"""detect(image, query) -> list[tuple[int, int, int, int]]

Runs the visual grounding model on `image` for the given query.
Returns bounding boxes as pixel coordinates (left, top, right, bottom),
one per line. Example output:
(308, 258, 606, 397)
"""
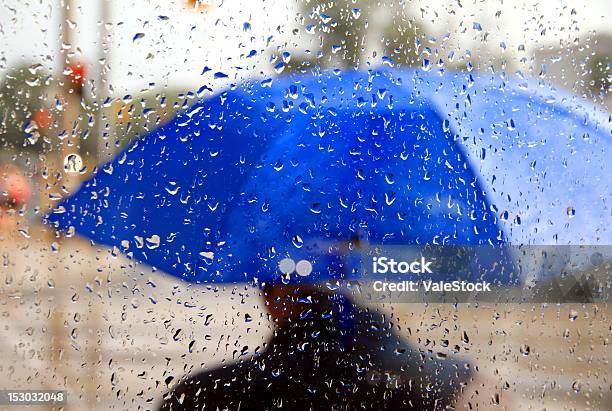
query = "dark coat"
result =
(158, 304, 470, 410)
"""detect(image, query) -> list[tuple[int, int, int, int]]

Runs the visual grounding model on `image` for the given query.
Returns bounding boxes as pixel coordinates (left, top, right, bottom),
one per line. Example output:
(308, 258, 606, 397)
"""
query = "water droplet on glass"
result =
(519, 344, 530, 356)
(290, 234, 304, 249)
(421, 59, 431, 72)
(309, 203, 322, 214)
(146, 235, 160, 249)
(569, 310, 578, 321)
(319, 13, 332, 24)
(274, 61, 285, 74)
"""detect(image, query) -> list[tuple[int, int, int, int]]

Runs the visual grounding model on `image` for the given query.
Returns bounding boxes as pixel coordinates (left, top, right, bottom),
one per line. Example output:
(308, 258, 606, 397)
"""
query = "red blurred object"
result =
(68, 61, 87, 89)
(0, 164, 32, 207)
(32, 108, 53, 129)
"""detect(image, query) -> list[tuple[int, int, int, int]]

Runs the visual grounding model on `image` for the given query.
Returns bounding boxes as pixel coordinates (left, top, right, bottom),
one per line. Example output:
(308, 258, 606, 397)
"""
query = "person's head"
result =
(262, 283, 337, 326)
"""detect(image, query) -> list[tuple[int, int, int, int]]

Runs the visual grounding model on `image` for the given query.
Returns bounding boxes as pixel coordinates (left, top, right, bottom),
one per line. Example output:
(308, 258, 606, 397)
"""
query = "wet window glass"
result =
(0, 0, 609, 409)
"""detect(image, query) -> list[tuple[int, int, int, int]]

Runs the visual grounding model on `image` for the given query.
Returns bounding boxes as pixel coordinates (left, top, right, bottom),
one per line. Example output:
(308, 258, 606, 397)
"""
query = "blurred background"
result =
(0, 0, 610, 409)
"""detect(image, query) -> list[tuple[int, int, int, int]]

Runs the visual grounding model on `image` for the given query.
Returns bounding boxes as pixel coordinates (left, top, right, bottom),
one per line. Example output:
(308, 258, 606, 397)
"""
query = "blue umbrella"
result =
(46, 69, 611, 284)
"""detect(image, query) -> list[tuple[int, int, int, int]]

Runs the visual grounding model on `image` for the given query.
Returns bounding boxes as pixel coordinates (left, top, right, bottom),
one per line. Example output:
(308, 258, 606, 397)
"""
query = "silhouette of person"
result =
(158, 283, 471, 410)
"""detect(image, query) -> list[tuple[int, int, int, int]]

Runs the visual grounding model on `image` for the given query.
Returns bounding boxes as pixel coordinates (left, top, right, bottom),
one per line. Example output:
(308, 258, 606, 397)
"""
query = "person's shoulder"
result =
(157, 361, 256, 411)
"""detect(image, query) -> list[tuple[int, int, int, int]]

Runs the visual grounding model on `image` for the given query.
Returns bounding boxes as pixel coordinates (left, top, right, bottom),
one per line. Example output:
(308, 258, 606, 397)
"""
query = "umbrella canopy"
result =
(46, 69, 611, 284)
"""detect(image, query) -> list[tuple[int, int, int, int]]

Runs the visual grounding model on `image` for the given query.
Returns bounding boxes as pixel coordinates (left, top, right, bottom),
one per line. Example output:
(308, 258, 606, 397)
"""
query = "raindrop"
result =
(421, 59, 431, 72)
(325, 281, 340, 291)
(199, 251, 214, 262)
(320, 13, 332, 24)
(292, 235, 304, 248)
(519, 344, 530, 356)
(442, 119, 450, 133)
(492, 393, 500, 405)
(274, 62, 285, 74)
(165, 182, 180, 195)
(288, 85, 298, 98)
(309, 203, 322, 214)
(146, 235, 160, 249)
(165, 376, 174, 387)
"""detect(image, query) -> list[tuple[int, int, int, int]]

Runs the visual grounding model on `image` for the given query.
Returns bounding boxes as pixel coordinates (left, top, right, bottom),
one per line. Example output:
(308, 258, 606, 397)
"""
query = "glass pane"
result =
(0, 0, 609, 409)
